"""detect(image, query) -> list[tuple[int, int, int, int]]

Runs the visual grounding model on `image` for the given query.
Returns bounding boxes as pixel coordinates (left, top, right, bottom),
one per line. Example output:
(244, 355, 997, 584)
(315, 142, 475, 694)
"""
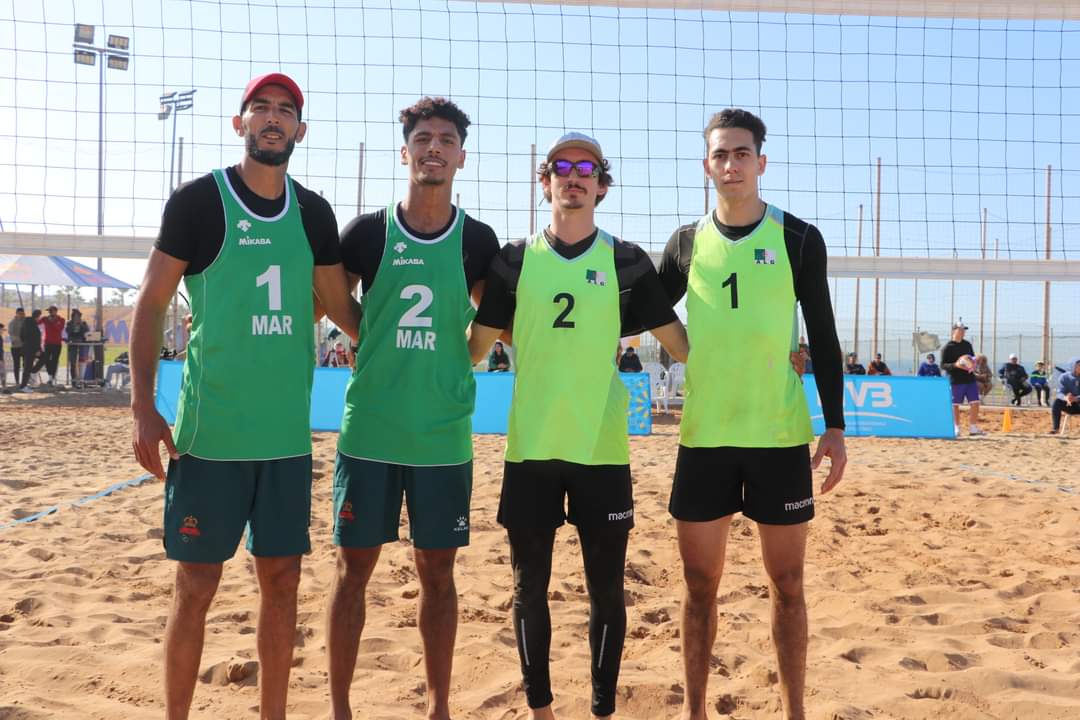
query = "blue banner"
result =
(804, 374, 954, 438)
(155, 361, 652, 435)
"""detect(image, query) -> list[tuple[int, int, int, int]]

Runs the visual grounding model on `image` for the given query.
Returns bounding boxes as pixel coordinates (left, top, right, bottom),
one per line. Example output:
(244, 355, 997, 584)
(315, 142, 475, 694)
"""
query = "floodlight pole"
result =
(74, 24, 130, 334)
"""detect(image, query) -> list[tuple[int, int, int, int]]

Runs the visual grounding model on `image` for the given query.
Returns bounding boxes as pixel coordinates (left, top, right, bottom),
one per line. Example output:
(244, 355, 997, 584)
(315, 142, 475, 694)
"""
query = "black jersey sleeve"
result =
(338, 209, 387, 293)
(473, 240, 525, 329)
(658, 224, 694, 304)
(615, 239, 679, 336)
(154, 174, 221, 269)
(294, 184, 341, 266)
(463, 216, 501, 292)
(788, 218, 845, 431)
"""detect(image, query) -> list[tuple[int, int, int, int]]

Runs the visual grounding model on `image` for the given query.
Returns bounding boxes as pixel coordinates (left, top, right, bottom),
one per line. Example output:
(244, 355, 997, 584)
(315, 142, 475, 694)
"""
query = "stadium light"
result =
(74, 24, 94, 44)
(73, 23, 133, 336)
(158, 89, 197, 192)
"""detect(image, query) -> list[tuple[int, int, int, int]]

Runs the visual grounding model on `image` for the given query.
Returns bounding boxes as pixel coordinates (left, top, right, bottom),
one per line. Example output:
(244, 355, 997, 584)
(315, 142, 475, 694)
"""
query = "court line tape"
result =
(0, 473, 155, 531)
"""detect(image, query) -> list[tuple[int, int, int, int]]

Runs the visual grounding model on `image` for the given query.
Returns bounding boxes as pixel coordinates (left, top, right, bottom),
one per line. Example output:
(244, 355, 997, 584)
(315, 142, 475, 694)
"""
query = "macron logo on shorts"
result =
(607, 508, 633, 521)
(784, 498, 814, 512)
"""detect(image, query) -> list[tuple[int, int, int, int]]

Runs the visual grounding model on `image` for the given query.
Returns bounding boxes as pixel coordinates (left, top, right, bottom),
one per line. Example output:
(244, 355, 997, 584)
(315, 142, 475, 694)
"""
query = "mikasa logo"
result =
(239, 237, 272, 246)
(392, 257, 424, 266)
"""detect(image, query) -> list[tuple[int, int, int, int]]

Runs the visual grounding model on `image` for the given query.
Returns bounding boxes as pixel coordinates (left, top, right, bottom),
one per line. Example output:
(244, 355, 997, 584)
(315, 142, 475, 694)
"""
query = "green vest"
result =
(338, 205, 475, 466)
(173, 169, 315, 460)
(681, 205, 813, 448)
(506, 230, 629, 466)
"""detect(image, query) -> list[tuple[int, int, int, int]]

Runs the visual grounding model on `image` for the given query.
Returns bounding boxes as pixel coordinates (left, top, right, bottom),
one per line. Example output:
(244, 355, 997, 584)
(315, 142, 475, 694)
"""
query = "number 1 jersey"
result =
(173, 168, 315, 460)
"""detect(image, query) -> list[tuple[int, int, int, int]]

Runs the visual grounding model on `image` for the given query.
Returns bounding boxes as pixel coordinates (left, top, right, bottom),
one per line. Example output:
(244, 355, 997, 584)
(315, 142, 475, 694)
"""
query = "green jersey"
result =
(173, 169, 315, 460)
(681, 205, 813, 448)
(506, 230, 629, 466)
(338, 204, 475, 466)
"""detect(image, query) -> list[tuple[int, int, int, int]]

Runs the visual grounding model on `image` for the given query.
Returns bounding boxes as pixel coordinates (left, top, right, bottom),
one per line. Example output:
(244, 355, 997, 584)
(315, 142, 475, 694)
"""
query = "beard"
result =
(246, 130, 296, 167)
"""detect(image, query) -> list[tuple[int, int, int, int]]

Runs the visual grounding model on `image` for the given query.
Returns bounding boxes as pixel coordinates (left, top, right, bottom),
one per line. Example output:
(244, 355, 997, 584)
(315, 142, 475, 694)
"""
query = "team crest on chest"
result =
(754, 249, 776, 265)
(585, 269, 607, 286)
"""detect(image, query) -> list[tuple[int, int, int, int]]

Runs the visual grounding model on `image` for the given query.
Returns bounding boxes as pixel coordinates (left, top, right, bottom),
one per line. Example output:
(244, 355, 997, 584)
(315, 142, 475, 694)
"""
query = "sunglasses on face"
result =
(550, 159, 600, 178)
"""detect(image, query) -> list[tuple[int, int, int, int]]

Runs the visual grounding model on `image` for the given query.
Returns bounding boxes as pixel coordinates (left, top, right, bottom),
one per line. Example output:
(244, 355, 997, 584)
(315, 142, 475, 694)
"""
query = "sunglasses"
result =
(550, 159, 600, 178)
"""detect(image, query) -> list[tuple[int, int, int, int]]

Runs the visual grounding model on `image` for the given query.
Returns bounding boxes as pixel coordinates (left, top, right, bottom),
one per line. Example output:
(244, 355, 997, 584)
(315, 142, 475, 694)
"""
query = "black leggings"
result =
(508, 524, 629, 717)
(1034, 384, 1050, 405)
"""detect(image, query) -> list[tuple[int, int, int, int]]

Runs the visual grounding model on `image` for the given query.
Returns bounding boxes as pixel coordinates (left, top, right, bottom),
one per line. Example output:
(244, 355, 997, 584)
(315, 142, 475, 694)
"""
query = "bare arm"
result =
(313, 263, 362, 342)
(648, 320, 689, 364)
(130, 249, 187, 479)
(468, 323, 504, 365)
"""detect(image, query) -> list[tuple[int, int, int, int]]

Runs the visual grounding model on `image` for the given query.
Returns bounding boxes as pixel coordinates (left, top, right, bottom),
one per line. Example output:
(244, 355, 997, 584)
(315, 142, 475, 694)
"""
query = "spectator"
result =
(1030, 360, 1050, 407)
(17, 309, 43, 392)
(799, 342, 813, 374)
(1049, 357, 1080, 434)
(973, 354, 993, 399)
(845, 352, 866, 375)
(940, 321, 984, 436)
(868, 352, 892, 375)
(104, 351, 130, 389)
(917, 353, 942, 377)
(618, 345, 643, 373)
(999, 353, 1032, 407)
(488, 340, 511, 372)
(65, 308, 90, 388)
(8, 307, 25, 384)
(323, 341, 349, 367)
(31, 305, 65, 385)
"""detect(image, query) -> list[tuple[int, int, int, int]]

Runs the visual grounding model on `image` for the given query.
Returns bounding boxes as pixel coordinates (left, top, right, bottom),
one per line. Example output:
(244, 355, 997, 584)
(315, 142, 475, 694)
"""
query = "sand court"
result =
(1, 393, 1078, 719)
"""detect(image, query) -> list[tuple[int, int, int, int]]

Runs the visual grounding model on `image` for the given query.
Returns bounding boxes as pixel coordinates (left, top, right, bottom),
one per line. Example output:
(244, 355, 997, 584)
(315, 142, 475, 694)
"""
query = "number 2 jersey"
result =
(658, 205, 845, 448)
(474, 229, 677, 465)
(159, 168, 334, 460)
(337, 204, 499, 466)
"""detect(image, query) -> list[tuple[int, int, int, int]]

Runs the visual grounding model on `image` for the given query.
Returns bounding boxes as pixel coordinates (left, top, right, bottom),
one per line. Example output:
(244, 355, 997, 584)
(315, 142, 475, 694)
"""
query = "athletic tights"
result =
(508, 524, 629, 717)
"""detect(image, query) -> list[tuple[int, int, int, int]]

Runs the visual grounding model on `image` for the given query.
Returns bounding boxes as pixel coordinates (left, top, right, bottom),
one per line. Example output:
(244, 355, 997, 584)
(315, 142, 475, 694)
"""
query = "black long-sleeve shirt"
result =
(658, 209, 845, 431)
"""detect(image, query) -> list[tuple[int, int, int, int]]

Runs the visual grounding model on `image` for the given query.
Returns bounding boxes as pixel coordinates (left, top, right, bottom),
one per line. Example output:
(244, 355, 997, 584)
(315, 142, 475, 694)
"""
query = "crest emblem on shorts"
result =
(454, 516, 468, 532)
(237, 219, 252, 232)
(585, 269, 607, 286)
(179, 515, 201, 540)
(754, 248, 776, 265)
(393, 241, 407, 254)
(338, 501, 355, 522)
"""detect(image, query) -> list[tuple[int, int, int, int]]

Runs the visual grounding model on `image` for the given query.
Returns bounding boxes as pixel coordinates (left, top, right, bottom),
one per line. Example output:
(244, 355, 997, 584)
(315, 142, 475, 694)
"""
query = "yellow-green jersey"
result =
(657, 205, 846, 447)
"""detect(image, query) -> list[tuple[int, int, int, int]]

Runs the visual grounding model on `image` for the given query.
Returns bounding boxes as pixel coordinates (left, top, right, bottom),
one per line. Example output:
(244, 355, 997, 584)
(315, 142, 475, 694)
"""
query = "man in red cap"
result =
(130, 72, 359, 720)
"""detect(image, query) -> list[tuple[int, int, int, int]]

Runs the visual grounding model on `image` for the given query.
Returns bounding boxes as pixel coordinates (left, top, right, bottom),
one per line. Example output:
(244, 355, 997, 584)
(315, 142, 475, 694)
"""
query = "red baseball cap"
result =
(240, 73, 304, 115)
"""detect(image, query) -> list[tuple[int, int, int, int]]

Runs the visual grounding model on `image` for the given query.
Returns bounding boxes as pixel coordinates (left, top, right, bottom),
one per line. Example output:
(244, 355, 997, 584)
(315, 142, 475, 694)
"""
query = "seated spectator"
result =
(973, 354, 993, 398)
(488, 341, 511, 372)
(1049, 357, 1080, 434)
(917, 353, 942, 376)
(799, 342, 813, 374)
(845, 352, 866, 375)
(618, 345, 643, 373)
(1030, 360, 1050, 407)
(868, 352, 892, 375)
(324, 341, 349, 368)
(105, 351, 130, 390)
(999, 353, 1032, 406)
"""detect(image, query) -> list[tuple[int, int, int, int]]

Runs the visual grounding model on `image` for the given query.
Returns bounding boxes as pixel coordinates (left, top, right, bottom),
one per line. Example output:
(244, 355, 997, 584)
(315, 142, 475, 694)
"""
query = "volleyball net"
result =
(1, 0, 1078, 371)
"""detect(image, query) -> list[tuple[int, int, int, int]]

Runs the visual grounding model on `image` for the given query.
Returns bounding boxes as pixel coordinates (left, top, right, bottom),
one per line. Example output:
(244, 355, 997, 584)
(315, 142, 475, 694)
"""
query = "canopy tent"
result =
(0, 255, 136, 289)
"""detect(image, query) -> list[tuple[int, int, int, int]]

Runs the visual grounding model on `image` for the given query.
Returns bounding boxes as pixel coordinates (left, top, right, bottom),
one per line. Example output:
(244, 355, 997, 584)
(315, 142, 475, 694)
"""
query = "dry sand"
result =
(1, 392, 1078, 719)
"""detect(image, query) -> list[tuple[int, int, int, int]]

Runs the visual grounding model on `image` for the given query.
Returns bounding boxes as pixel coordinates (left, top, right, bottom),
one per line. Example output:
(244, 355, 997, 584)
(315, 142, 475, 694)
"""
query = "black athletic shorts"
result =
(669, 444, 814, 525)
(498, 460, 634, 531)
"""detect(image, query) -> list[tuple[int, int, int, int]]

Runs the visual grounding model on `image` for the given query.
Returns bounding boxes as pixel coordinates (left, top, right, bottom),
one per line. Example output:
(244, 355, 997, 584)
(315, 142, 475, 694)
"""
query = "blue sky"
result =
(1, 0, 1077, 364)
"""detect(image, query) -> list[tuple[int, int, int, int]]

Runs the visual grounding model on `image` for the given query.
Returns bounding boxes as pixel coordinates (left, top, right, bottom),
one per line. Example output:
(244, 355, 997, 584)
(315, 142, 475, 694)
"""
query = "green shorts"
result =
(163, 454, 313, 563)
(333, 453, 472, 549)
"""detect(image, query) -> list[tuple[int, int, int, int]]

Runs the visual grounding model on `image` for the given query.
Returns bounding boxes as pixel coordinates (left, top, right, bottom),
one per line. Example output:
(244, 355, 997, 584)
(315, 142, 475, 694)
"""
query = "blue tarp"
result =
(155, 361, 654, 435)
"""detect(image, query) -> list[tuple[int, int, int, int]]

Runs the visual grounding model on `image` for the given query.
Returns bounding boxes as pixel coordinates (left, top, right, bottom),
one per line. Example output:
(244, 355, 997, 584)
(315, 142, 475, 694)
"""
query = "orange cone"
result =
(1001, 408, 1013, 432)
